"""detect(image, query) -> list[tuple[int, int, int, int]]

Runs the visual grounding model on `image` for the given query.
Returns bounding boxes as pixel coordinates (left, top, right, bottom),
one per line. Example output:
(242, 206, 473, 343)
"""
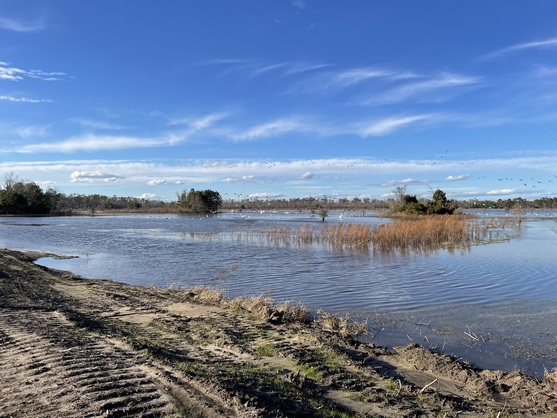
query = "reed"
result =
(231, 215, 512, 253)
(371, 215, 473, 253)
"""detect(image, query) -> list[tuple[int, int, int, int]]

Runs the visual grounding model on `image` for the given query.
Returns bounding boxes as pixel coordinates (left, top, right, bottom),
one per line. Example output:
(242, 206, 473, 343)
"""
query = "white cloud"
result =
(233, 118, 304, 141)
(168, 112, 229, 129)
(247, 192, 283, 200)
(0, 62, 68, 82)
(16, 125, 50, 139)
(222, 175, 255, 183)
(250, 63, 289, 77)
(283, 63, 330, 77)
(483, 37, 557, 59)
(366, 73, 481, 105)
(486, 189, 517, 195)
(70, 118, 128, 130)
(147, 179, 168, 186)
(292, 0, 306, 9)
(297, 172, 313, 180)
(0, 16, 47, 32)
(16, 134, 164, 153)
(329, 68, 399, 88)
(445, 174, 470, 181)
(289, 67, 400, 94)
(138, 193, 165, 200)
(70, 171, 123, 183)
(359, 114, 433, 137)
(0, 95, 53, 103)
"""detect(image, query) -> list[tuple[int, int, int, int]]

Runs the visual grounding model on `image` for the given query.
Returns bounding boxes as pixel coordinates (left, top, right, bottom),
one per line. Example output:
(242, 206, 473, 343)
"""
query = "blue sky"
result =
(1, 1, 557, 202)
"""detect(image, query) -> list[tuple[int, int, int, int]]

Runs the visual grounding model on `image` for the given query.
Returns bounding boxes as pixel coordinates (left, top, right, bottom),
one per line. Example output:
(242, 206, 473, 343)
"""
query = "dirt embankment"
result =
(0, 248, 556, 417)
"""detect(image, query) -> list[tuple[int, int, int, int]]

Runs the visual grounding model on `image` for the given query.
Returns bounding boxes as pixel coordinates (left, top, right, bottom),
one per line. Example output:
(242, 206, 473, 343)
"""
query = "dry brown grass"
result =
(371, 215, 473, 253)
(233, 215, 509, 253)
(172, 286, 313, 324)
(316, 309, 369, 338)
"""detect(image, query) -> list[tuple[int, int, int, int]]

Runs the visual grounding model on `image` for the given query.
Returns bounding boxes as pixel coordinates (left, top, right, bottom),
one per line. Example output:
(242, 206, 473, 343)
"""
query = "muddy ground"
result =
(0, 248, 556, 417)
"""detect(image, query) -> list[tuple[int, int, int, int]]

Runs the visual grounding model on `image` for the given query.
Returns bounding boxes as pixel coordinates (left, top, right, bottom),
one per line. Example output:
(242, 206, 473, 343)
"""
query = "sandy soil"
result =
(1, 248, 556, 417)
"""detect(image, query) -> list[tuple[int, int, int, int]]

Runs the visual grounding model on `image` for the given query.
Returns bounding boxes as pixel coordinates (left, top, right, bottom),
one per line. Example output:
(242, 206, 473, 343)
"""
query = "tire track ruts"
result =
(0, 309, 175, 417)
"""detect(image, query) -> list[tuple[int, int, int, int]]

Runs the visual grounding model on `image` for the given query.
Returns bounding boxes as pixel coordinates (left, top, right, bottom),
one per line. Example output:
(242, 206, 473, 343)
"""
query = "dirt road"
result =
(0, 249, 556, 417)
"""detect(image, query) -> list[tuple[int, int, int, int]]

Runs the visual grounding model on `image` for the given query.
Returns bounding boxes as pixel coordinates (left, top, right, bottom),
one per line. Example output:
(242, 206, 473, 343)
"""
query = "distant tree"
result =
(177, 188, 222, 213)
(0, 178, 59, 215)
(427, 189, 456, 215)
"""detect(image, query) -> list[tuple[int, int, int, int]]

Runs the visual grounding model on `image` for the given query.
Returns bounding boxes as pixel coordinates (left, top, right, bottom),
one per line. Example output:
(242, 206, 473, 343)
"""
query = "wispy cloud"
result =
(358, 114, 434, 137)
(291, 0, 306, 10)
(282, 62, 330, 77)
(16, 124, 50, 139)
(16, 134, 164, 153)
(0, 95, 53, 103)
(0, 62, 68, 82)
(70, 118, 129, 130)
(328, 68, 400, 88)
(233, 117, 305, 141)
(0, 16, 47, 32)
(167, 112, 229, 129)
(9, 112, 228, 153)
(482, 37, 557, 59)
(364, 73, 481, 105)
(289, 66, 403, 94)
(250, 63, 289, 77)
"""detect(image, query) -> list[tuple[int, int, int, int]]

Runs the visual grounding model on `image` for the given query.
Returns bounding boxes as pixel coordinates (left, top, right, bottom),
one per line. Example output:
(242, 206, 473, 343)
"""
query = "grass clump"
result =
(316, 309, 368, 338)
(173, 285, 313, 324)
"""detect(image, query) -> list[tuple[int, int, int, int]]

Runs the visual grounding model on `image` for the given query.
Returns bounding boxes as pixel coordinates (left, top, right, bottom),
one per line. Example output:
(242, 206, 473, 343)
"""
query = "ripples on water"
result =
(1, 210, 556, 376)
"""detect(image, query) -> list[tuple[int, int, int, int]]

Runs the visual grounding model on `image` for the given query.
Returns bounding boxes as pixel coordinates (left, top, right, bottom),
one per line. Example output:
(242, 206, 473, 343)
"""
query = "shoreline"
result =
(1, 248, 556, 416)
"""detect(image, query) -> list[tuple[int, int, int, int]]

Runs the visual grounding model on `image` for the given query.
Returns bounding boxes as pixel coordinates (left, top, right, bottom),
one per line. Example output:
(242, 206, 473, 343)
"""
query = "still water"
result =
(1, 210, 556, 376)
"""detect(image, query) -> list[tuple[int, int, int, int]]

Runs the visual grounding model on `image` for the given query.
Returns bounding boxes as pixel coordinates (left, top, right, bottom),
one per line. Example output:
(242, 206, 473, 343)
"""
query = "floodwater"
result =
(1, 210, 556, 377)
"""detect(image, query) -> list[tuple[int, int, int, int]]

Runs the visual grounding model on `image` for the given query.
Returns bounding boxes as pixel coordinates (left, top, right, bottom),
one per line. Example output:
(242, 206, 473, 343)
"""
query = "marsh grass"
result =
(316, 309, 369, 339)
(232, 215, 516, 253)
(175, 286, 313, 324)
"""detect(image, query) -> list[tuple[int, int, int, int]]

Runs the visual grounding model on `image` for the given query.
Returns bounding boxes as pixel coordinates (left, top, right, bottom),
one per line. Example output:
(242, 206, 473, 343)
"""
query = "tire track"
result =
(0, 309, 174, 417)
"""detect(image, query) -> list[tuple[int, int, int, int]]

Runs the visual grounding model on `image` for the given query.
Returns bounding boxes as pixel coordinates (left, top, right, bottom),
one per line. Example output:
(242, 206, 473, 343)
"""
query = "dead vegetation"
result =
(228, 215, 517, 254)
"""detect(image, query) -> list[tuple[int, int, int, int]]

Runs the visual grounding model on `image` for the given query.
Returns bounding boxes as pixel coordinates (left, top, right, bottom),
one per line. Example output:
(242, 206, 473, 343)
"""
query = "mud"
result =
(0, 248, 556, 417)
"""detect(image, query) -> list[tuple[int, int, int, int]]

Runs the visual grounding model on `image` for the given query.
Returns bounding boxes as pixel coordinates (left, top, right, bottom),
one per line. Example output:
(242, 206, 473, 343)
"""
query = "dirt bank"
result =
(0, 248, 556, 417)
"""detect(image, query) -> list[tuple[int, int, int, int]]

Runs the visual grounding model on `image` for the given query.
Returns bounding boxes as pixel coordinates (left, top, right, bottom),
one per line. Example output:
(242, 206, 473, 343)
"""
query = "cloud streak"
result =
(0, 95, 53, 103)
(364, 73, 482, 105)
(0, 62, 69, 82)
(0, 16, 47, 32)
(233, 117, 306, 141)
(358, 114, 435, 137)
(483, 37, 557, 59)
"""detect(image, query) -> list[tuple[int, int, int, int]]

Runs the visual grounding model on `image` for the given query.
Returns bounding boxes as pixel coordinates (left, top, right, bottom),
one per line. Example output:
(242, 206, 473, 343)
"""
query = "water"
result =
(1, 210, 556, 376)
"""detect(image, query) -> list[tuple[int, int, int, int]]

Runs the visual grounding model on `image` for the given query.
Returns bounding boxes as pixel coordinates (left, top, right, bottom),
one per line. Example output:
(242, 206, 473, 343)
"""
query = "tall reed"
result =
(232, 215, 512, 253)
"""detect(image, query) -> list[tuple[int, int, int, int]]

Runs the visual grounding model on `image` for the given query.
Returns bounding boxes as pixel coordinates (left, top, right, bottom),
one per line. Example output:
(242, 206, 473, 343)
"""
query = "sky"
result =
(1, 1, 557, 202)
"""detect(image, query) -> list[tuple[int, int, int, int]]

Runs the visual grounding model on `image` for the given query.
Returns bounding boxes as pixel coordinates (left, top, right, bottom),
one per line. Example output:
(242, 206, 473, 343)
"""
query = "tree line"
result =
(1, 174, 556, 216)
